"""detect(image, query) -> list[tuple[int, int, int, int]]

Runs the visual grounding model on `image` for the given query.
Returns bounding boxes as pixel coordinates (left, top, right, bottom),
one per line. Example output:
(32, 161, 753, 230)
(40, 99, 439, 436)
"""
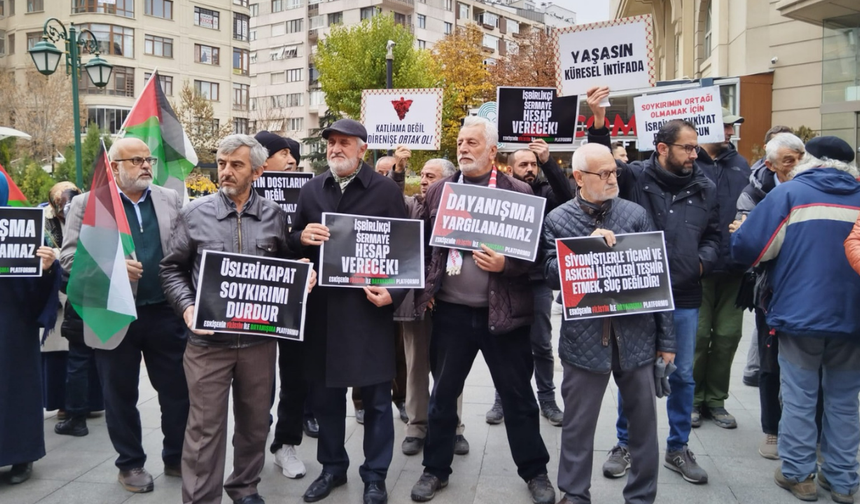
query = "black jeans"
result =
(423, 300, 549, 482)
(94, 302, 189, 469)
(271, 338, 313, 451)
(65, 339, 103, 417)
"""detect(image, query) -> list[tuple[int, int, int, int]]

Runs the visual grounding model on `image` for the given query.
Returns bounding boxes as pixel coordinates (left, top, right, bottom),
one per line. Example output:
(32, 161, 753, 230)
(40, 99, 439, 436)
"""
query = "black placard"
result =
(319, 212, 425, 288)
(556, 231, 674, 320)
(0, 207, 45, 277)
(252, 172, 314, 226)
(496, 87, 579, 144)
(429, 183, 546, 262)
(192, 250, 312, 340)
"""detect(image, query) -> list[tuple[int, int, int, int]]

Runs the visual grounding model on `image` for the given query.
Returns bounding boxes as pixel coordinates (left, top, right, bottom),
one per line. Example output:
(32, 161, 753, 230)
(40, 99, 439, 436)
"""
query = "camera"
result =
(770, 56, 779, 64)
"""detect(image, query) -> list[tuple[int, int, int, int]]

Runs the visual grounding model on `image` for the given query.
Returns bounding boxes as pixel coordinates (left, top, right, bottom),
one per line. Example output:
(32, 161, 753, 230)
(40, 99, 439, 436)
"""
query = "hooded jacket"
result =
(737, 158, 778, 213)
(731, 168, 860, 339)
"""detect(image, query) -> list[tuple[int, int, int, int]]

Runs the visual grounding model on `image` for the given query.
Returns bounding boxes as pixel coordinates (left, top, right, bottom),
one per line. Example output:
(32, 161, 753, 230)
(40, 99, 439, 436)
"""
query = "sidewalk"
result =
(0, 310, 829, 503)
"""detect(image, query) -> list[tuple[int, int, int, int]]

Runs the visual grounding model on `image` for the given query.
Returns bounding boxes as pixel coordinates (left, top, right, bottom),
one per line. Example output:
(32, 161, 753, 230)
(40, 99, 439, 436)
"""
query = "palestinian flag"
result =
(67, 141, 137, 349)
(0, 163, 30, 207)
(120, 69, 198, 198)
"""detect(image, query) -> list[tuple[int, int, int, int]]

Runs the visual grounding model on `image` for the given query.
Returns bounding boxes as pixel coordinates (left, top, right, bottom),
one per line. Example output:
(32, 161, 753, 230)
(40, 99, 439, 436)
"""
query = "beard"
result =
(665, 149, 693, 175)
(581, 184, 619, 203)
(329, 156, 359, 176)
(458, 149, 491, 175)
(118, 169, 152, 193)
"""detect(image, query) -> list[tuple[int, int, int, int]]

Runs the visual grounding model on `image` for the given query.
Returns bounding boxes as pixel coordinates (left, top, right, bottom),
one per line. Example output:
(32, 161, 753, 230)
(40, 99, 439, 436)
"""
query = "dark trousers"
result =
(530, 281, 556, 402)
(423, 301, 549, 482)
(353, 326, 407, 409)
(65, 339, 104, 417)
(271, 339, 313, 450)
(94, 302, 188, 470)
(312, 380, 394, 482)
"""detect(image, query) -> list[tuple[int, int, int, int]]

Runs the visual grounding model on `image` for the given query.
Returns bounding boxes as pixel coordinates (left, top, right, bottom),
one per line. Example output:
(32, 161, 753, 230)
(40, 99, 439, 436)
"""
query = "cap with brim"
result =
(806, 136, 855, 164)
(722, 107, 744, 125)
(322, 118, 367, 142)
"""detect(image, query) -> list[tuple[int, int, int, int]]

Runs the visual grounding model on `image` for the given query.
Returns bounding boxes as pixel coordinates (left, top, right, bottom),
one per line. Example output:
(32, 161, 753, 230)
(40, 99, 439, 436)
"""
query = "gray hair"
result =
(425, 158, 456, 177)
(461, 116, 499, 147)
(765, 133, 805, 164)
(789, 152, 859, 179)
(376, 156, 395, 169)
(217, 134, 268, 171)
(571, 143, 612, 173)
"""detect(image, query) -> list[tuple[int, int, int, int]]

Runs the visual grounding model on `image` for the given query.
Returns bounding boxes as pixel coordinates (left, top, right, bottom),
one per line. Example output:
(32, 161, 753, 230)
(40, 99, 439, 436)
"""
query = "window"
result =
(0, 1, 5, 16)
(233, 118, 249, 134)
(194, 80, 220, 101)
(328, 12, 342, 26)
(234, 14, 250, 41)
(249, 3, 258, 16)
(458, 3, 468, 20)
(308, 64, 318, 84)
(480, 12, 498, 27)
(483, 57, 496, 66)
(272, 23, 286, 36)
(7, 0, 11, 15)
(250, 30, 256, 40)
(234, 0, 248, 6)
(250, 51, 257, 63)
(287, 0, 301, 9)
(233, 83, 249, 110)
(145, 35, 173, 58)
(286, 68, 302, 82)
(194, 7, 220, 30)
(288, 117, 303, 131)
(286, 19, 302, 33)
(482, 34, 497, 50)
(444, 22, 452, 35)
(80, 65, 135, 97)
(271, 95, 285, 108)
(417, 14, 425, 29)
(195, 44, 220, 65)
(26, 0, 41, 12)
(507, 20, 519, 34)
(271, 0, 282, 12)
(250, 98, 257, 111)
(0, 32, 5, 56)
(145, 0, 172, 18)
(310, 90, 324, 106)
(271, 72, 285, 84)
(73, 0, 133, 16)
(703, 2, 712, 59)
(144, 72, 174, 95)
(360, 7, 374, 20)
(417, 39, 426, 49)
(26, 32, 40, 50)
(309, 15, 324, 29)
(87, 107, 131, 134)
(285, 92, 302, 107)
(79, 24, 134, 57)
(233, 48, 249, 75)
(7, 34, 13, 54)
(394, 12, 407, 26)
(271, 44, 300, 59)
(445, 0, 451, 10)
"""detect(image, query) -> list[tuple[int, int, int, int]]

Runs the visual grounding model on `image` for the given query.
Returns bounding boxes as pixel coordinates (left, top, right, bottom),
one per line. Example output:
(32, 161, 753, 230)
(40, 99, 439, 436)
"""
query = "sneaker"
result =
(774, 468, 817, 501)
(356, 409, 365, 425)
(8, 463, 32, 485)
(759, 434, 780, 460)
(485, 396, 504, 425)
(274, 445, 307, 479)
(539, 400, 563, 427)
(118, 467, 154, 493)
(664, 447, 708, 484)
(818, 470, 854, 503)
(54, 416, 88, 437)
(602, 445, 631, 478)
(396, 401, 409, 424)
(707, 406, 738, 429)
(411, 473, 447, 502)
(453, 435, 470, 455)
(526, 474, 556, 504)
(691, 406, 702, 428)
(402, 437, 425, 456)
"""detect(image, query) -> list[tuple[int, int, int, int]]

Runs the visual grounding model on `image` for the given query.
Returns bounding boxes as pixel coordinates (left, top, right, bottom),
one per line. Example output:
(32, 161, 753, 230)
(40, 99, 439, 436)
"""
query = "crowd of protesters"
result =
(1, 82, 859, 504)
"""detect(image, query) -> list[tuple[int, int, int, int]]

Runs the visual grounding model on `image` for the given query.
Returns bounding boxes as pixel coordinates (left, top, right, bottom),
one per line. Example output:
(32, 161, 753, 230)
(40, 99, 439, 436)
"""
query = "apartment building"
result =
(0, 0, 252, 136)
(249, 0, 573, 168)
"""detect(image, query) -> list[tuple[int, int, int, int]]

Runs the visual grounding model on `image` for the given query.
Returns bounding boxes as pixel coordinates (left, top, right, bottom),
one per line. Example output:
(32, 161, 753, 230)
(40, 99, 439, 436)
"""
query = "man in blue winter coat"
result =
(732, 136, 860, 503)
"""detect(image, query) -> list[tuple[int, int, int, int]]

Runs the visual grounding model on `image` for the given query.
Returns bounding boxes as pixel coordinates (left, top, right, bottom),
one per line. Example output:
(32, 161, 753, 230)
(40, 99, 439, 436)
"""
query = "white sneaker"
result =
(274, 445, 306, 479)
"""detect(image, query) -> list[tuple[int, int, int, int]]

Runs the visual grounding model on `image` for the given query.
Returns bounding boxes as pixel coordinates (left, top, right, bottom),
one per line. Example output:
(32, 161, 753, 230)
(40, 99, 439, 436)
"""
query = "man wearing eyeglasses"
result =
(60, 137, 188, 494)
(584, 87, 720, 486)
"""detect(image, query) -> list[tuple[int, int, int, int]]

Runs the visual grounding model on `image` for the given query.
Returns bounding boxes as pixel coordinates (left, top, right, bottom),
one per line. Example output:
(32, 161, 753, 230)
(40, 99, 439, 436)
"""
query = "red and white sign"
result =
(361, 88, 443, 150)
(633, 86, 725, 151)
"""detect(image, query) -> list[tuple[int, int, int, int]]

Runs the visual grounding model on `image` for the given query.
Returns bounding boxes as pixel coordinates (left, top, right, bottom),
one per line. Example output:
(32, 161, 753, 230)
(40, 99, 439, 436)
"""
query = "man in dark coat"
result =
(690, 108, 751, 430)
(289, 119, 408, 504)
(585, 86, 719, 485)
(542, 142, 675, 504)
(409, 117, 555, 504)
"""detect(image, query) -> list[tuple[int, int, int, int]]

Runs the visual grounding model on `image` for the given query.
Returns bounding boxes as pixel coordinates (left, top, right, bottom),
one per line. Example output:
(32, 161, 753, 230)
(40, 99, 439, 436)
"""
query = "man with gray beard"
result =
(61, 137, 188, 494)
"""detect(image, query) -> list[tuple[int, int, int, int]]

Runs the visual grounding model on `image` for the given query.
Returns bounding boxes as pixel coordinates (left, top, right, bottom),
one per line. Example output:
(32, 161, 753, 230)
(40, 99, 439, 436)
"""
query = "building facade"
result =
(0, 0, 252, 138)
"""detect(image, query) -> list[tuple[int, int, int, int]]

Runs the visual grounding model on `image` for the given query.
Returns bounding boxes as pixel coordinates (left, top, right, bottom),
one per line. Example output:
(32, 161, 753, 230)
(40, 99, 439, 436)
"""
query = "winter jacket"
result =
(542, 196, 675, 373)
(527, 155, 575, 281)
(394, 193, 426, 321)
(732, 168, 860, 340)
(415, 171, 535, 334)
(696, 144, 751, 273)
(588, 126, 721, 308)
(737, 158, 778, 213)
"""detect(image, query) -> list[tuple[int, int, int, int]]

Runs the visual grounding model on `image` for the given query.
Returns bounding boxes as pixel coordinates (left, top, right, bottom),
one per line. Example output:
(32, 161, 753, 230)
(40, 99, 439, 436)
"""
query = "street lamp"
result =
(29, 18, 113, 188)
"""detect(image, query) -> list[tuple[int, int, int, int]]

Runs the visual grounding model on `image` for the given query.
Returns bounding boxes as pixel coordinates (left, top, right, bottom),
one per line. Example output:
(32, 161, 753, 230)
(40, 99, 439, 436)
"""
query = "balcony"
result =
(308, 29, 318, 42)
(381, 0, 415, 9)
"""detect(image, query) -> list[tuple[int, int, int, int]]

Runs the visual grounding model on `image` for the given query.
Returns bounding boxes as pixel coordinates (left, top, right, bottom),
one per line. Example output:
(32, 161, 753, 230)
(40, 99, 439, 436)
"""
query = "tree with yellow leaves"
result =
(488, 27, 557, 89)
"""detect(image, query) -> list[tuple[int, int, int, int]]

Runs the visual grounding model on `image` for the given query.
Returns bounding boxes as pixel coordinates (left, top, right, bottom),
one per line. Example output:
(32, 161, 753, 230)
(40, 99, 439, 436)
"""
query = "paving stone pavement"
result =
(0, 309, 850, 503)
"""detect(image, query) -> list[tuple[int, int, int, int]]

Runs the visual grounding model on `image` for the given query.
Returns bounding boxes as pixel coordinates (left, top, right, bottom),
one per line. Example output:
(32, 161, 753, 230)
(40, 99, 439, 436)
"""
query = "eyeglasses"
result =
(580, 169, 618, 181)
(115, 156, 158, 166)
(667, 143, 698, 154)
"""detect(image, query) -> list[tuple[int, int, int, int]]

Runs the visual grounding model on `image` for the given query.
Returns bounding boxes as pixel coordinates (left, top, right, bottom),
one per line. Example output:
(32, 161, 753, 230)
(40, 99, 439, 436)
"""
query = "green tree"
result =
(315, 13, 436, 119)
(302, 109, 339, 174)
(17, 161, 55, 204)
(172, 81, 233, 164)
(0, 138, 16, 169)
(54, 124, 114, 190)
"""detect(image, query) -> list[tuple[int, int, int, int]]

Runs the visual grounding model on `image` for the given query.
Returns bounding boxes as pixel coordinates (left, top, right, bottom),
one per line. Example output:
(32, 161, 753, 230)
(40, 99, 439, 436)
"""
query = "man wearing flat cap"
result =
(733, 136, 860, 503)
(255, 130, 302, 171)
(290, 118, 408, 504)
(691, 108, 751, 430)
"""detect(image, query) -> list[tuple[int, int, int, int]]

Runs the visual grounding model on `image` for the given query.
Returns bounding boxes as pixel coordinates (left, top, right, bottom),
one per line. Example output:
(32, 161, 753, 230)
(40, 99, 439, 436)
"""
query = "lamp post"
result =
(385, 39, 395, 156)
(28, 18, 113, 189)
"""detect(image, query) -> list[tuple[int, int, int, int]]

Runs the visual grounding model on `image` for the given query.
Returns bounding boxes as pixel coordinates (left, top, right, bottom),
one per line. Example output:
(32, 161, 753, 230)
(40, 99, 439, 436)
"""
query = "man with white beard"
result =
(289, 119, 408, 504)
(409, 117, 555, 504)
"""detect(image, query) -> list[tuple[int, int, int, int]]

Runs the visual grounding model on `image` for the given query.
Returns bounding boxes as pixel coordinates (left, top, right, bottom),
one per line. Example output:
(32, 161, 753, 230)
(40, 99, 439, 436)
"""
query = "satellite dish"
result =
(476, 102, 497, 123)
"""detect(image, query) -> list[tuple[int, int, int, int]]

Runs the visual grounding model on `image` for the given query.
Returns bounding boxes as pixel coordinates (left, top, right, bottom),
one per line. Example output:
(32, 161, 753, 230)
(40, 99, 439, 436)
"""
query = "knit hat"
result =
(255, 131, 301, 163)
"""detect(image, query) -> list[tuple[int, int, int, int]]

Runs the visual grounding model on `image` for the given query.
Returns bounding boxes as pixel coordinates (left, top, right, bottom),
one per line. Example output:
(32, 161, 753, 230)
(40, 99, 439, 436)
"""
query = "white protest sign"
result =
(554, 15, 655, 100)
(633, 86, 725, 151)
(361, 88, 443, 150)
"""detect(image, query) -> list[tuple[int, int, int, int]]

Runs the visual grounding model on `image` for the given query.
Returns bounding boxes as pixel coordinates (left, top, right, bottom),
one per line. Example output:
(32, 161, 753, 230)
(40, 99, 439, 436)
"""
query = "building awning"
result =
(776, 0, 860, 27)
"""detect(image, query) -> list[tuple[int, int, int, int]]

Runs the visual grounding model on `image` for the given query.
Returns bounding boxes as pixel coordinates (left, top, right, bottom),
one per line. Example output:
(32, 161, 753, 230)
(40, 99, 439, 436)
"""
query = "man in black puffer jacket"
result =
(543, 143, 675, 504)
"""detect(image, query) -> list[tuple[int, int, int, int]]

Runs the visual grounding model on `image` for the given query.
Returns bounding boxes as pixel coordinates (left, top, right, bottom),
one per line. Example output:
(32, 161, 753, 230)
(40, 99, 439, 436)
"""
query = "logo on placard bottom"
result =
(391, 97, 413, 120)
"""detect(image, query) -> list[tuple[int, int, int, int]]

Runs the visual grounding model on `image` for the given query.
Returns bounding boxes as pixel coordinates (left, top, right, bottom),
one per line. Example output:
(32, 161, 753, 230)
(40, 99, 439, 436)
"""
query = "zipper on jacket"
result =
(602, 318, 611, 346)
(236, 213, 243, 348)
